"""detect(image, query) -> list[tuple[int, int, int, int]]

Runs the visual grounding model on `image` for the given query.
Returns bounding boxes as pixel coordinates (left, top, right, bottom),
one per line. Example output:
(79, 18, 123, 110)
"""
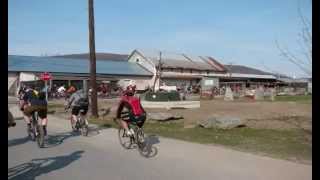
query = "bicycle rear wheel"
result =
(136, 128, 146, 151)
(80, 117, 89, 136)
(37, 125, 45, 148)
(28, 114, 37, 141)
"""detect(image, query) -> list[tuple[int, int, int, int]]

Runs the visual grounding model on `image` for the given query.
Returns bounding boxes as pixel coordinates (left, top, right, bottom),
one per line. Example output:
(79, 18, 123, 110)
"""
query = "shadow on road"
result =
(8, 150, 84, 180)
(86, 126, 101, 137)
(8, 136, 29, 148)
(44, 131, 80, 148)
(139, 134, 160, 158)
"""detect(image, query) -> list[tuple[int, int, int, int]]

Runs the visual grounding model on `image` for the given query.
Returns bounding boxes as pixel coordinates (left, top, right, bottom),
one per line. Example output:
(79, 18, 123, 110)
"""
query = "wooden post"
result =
(83, 79, 88, 92)
(45, 80, 48, 101)
(88, 0, 98, 117)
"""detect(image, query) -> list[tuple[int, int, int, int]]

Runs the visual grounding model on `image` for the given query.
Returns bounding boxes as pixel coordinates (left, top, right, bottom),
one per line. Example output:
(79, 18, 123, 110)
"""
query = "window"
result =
(136, 58, 140, 62)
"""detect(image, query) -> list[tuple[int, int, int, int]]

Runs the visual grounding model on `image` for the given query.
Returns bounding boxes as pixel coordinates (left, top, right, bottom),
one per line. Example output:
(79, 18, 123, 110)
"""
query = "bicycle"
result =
(115, 107, 146, 153)
(27, 111, 45, 148)
(65, 108, 89, 136)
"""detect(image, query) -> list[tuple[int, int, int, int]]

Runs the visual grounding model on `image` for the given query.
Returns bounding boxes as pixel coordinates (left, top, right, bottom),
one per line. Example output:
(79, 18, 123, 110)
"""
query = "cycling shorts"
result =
(72, 106, 88, 116)
(24, 105, 47, 119)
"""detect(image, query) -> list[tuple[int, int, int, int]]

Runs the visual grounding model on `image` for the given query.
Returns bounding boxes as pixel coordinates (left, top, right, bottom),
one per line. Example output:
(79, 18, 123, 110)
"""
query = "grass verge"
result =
(89, 117, 311, 163)
(275, 95, 312, 103)
(48, 103, 65, 109)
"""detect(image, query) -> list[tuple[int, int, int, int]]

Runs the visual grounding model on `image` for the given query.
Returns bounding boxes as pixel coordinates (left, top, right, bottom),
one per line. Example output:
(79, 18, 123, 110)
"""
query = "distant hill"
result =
(53, 53, 129, 61)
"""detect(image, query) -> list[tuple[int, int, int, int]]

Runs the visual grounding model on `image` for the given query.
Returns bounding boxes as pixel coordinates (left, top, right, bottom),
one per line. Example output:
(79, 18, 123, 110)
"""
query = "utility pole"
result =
(88, 0, 98, 117)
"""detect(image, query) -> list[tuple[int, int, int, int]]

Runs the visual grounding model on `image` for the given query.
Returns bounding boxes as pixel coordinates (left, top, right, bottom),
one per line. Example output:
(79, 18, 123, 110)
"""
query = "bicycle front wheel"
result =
(118, 128, 133, 149)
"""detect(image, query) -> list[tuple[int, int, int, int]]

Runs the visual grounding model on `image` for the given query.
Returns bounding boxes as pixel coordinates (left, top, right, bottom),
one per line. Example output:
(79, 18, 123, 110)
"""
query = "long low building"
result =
(127, 49, 276, 89)
(8, 50, 280, 96)
(8, 55, 152, 95)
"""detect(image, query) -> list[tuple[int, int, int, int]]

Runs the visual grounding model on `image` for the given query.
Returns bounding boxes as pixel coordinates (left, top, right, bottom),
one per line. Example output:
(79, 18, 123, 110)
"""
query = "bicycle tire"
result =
(37, 125, 45, 148)
(27, 126, 35, 141)
(29, 113, 37, 141)
(118, 127, 133, 149)
(80, 117, 89, 136)
(136, 128, 145, 151)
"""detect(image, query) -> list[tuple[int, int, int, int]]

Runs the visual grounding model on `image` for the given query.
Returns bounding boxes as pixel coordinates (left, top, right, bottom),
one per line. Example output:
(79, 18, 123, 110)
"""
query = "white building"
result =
(128, 49, 228, 90)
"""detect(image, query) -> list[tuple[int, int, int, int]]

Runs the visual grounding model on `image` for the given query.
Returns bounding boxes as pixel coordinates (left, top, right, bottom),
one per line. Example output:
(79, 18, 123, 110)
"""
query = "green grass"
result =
(88, 117, 311, 162)
(275, 95, 312, 103)
(48, 103, 65, 109)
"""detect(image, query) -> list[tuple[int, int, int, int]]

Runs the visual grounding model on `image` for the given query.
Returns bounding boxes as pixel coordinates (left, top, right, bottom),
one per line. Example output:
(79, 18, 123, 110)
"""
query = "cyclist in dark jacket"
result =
(23, 90, 48, 136)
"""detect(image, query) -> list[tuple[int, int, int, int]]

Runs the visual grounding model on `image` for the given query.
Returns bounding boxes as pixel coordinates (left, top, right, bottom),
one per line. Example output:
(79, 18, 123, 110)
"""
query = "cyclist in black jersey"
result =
(23, 88, 49, 136)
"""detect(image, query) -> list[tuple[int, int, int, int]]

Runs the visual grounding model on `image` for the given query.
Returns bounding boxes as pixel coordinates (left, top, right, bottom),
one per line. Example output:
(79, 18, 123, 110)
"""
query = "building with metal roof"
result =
(53, 53, 128, 61)
(9, 55, 151, 77)
(127, 49, 278, 89)
(8, 51, 281, 96)
(127, 49, 229, 89)
(8, 55, 152, 95)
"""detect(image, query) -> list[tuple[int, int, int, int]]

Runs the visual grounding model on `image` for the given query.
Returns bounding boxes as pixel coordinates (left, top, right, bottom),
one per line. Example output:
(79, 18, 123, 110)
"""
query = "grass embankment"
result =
(47, 100, 311, 163)
(275, 95, 312, 103)
(88, 117, 311, 163)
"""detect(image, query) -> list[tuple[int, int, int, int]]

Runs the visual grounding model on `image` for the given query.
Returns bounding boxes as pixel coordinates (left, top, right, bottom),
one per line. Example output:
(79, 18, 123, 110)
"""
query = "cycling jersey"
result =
(67, 89, 89, 107)
(23, 90, 36, 103)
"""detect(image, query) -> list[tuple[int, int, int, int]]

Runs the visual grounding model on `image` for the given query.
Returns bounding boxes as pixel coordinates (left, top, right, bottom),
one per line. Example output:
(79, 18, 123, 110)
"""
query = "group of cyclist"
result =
(17, 82, 146, 139)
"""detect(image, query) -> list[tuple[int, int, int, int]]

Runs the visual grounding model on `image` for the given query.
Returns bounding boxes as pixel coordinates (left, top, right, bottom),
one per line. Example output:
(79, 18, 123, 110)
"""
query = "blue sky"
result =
(9, 0, 311, 77)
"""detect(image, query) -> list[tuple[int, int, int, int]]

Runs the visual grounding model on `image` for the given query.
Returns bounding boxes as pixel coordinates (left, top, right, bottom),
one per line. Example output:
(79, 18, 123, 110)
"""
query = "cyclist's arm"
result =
(116, 102, 125, 119)
(66, 95, 75, 108)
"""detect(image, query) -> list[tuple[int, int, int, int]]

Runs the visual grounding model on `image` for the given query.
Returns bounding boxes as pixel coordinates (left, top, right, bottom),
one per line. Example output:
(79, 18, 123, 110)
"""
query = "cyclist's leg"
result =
(120, 119, 134, 136)
(79, 105, 89, 125)
(19, 100, 25, 111)
(120, 119, 129, 130)
(38, 106, 48, 136)
(71, 106, 79, 128)
(23, 105, 33, 128)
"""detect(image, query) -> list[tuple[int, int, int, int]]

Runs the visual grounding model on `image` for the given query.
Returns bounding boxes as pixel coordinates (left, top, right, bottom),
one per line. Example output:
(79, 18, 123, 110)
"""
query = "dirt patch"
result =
(144, 99, 311, 129)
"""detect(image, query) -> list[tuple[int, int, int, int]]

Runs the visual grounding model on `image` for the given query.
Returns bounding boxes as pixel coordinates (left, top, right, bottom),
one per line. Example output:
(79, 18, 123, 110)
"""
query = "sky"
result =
(9, 0, 312, 77)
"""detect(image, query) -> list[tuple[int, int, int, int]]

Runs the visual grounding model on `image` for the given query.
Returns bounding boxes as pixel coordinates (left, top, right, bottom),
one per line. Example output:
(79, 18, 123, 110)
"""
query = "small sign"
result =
(40, 72, 52, 81)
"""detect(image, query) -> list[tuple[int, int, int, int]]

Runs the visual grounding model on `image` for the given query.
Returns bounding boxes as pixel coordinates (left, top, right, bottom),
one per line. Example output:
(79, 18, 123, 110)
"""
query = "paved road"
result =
(9, 101, 311, 180)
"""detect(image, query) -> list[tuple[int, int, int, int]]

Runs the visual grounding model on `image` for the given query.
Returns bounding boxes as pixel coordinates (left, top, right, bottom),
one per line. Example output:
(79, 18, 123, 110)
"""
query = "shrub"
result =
(144, 91, 181, 101)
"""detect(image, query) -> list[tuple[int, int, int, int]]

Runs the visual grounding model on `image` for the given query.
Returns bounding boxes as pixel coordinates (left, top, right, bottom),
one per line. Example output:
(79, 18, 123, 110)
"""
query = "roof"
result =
(224, 65, 273, 75)
(132, 49, 227, 72)
(53, 53, 128, 61)
(8, 55, 152, 77)
(277, 78, 310, 83)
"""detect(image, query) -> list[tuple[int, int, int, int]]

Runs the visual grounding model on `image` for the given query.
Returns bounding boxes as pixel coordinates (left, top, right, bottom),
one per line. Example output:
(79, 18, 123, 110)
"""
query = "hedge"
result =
(144, 91, 181, 101)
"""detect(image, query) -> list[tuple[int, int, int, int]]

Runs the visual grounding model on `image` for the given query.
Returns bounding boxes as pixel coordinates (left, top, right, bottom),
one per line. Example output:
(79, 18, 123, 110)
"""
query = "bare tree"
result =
(276, 1, 312, 78)
(152, 51, 163, 92)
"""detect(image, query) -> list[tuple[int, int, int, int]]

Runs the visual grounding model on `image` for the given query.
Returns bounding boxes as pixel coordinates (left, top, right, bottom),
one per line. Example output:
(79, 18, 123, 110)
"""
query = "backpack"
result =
(77, 93, 89, 107)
